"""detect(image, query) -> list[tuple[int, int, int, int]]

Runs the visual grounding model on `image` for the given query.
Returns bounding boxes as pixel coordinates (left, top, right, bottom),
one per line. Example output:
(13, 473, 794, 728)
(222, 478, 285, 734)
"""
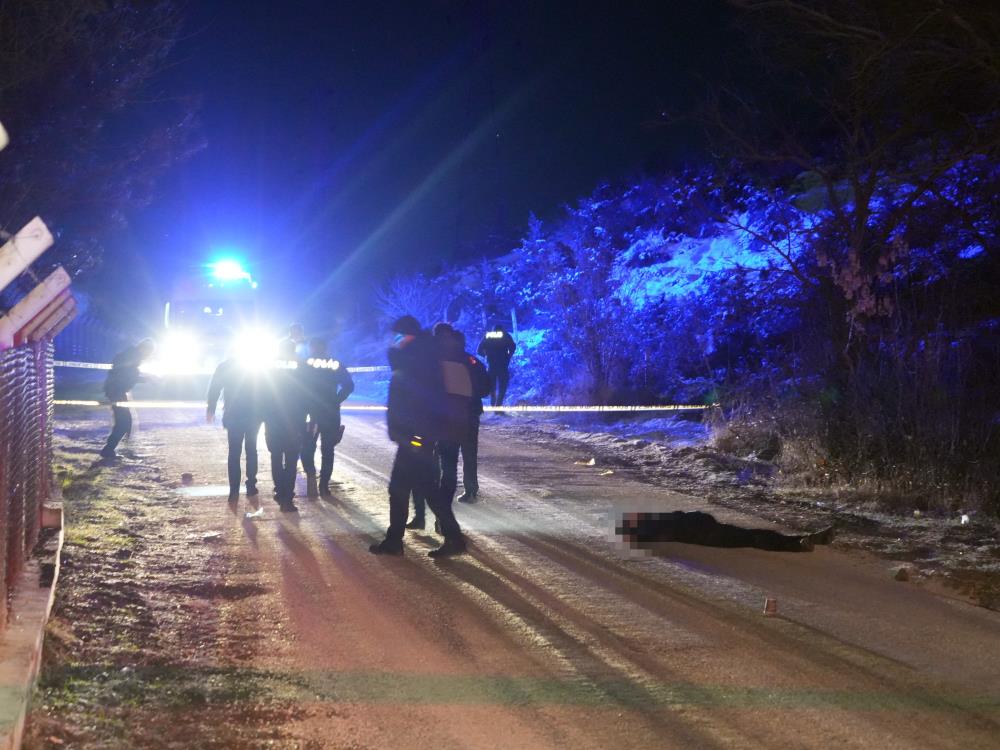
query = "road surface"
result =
(30, 407, 1000, 748)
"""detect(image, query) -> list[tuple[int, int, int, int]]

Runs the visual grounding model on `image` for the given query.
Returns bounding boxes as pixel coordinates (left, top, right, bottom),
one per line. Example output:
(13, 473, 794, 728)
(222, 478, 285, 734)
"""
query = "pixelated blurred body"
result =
(617, 511, 834, 552)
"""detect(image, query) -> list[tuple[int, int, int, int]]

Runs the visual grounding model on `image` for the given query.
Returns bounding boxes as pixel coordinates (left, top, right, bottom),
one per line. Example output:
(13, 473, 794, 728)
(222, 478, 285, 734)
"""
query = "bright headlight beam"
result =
(210, 258, 251, 282)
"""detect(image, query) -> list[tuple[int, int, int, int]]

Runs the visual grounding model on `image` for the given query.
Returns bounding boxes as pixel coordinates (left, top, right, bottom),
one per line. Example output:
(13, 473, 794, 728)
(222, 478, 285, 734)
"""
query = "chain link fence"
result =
(0, 342, 54, 628)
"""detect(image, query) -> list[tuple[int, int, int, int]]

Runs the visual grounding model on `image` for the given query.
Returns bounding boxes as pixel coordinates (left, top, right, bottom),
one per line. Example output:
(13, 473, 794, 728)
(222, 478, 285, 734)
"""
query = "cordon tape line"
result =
(53, 360, 390, 374)
(54, 360, 113, 370)
(54, 400, 713, 412)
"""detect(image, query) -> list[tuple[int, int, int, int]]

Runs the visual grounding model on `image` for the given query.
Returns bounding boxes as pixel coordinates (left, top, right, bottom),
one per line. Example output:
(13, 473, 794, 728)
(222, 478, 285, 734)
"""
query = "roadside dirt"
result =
(24, 422, 316, 749)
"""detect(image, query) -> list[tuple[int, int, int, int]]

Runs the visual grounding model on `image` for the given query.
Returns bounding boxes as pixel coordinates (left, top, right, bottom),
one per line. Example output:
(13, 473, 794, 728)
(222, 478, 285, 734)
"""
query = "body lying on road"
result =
(617, 510, 835, 552)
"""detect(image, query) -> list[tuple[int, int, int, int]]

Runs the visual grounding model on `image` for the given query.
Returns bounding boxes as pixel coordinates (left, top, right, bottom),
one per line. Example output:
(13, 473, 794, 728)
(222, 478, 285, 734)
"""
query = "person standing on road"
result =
(100, 338, 156, 460)
(456, 329, 489, 504)
(262, 338, 308, 512)
(301, 337, 355, 497)
(406, 325, 487, 528)
(434, 324, 489, 506)
(206, 356, 263, 501)
(370, 315, 467, 557)
(477, 324, 516, 407)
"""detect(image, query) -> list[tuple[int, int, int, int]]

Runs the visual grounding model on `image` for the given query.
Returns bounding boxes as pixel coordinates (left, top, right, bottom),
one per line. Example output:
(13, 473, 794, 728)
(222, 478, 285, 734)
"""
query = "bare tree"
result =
(0, 0, 202, 277)
(699, 1, 1000, 374)
(373, 275, 451, 331)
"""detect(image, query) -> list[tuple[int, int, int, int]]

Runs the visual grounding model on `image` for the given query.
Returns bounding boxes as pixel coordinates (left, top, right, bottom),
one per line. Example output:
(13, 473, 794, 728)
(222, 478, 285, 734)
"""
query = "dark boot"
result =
(428, 536, 467, 558)
(405, 517, 425, 530)
(369, 539, 404, 556)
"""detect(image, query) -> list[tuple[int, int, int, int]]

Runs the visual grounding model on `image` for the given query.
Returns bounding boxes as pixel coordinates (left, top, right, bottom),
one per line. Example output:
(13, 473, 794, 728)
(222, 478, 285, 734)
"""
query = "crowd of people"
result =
(99, 318, 517, 558)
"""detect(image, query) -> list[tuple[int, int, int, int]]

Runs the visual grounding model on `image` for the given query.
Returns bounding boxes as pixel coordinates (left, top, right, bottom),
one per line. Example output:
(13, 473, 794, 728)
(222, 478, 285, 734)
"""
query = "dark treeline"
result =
(368, 1, 1000, 516)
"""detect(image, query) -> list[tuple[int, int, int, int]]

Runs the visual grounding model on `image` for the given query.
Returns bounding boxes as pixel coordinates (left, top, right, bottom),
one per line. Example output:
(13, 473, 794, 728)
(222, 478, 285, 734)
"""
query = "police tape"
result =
(54, 360, 113, 370)
(54, 400, 713, 413)
(53, 360, 390, 374)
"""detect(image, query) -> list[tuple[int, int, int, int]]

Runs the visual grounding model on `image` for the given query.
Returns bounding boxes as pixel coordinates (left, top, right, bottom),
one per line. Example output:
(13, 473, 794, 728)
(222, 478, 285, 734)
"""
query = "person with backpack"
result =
(457, 329, 489, 503)
(370, 315, 467, 558)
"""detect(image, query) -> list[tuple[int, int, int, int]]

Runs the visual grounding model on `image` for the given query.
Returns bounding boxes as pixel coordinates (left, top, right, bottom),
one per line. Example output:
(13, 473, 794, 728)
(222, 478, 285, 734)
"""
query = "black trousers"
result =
(439, 441, 461, 503)
(461, 414, 480, 495)
(227, 422, 261, 493)
(411, 490, 426, 520)
(437, 416, 481, 505)
(265, 427, 299, 502)
(488, 368, 510, 406)
(301, 419, 340, 486)
(387, 443, 461, 543)
(102, 405, 132, 455)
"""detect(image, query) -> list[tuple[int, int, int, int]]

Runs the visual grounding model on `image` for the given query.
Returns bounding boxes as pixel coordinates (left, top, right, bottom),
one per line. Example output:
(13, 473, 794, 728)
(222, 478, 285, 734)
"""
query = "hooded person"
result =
(433, 323, 487, 506)
(370, 315, 468, 557)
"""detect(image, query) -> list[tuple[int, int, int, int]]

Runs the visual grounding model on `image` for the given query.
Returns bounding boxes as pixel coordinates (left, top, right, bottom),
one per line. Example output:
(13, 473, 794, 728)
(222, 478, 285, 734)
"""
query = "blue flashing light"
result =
(210, 258, 251, 283)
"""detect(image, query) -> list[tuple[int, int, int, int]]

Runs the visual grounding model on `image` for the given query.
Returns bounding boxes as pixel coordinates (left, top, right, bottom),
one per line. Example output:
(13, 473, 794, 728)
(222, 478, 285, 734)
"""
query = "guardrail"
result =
(0, 342, 54, 627)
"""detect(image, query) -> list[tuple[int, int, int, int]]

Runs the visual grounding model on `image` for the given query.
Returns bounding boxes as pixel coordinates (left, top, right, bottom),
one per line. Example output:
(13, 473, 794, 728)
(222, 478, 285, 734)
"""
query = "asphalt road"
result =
(54, 408, 1000, 748)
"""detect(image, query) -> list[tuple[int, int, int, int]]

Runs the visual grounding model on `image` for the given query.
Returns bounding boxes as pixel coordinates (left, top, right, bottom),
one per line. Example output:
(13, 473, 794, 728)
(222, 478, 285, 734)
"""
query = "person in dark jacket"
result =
(301, 337, 354, 496)
(477, 324, 516, 407)
(456, 330, 489, 503)
(262, 338, 308, 512)
(406, 326, 488, 527)
(616, 511, 835, 552)
(370, 315, 467, 557)
(206, 357, 263, 501)
(100, 338, 156, 459)
(432, 324, 489, 506)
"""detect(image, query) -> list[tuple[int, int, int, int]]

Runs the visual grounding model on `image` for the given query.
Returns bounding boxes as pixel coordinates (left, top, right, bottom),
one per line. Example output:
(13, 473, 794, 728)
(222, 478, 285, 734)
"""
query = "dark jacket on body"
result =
(386, 332, 447, 444)
(104, 346, 146, 400)
(262, 360, 309, 441)
(477, 330, 516, 371)
(304, 359, 355, 425)
(206, 359, 262, 429)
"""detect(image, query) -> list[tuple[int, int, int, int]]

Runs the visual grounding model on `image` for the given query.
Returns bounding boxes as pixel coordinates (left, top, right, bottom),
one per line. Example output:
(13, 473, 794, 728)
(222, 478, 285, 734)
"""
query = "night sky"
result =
(111, 0, 734, 326)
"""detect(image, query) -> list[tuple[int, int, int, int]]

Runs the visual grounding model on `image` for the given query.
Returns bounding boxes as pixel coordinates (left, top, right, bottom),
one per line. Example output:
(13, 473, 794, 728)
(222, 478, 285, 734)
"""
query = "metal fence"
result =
(0, 342, 54, 628)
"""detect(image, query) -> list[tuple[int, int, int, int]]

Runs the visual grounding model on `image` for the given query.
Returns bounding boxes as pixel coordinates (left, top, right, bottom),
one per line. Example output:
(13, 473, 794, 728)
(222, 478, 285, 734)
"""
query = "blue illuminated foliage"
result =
(366, 147, 1000, 514)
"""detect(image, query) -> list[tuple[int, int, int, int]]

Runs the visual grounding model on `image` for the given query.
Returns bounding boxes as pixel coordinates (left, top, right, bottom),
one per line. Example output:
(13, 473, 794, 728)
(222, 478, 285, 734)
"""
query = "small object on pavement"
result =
(202, 531, 222, 542)
(894, 566, 911, 582)
(599, 469, 615, 476)
(913, 509, 922, 518)
(574, 457, 597, 466)
(960, 513, 970, 525)
(181, 472, 194, 486)
(245, 508, 264, 519)
(762, 597, 778, 616)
